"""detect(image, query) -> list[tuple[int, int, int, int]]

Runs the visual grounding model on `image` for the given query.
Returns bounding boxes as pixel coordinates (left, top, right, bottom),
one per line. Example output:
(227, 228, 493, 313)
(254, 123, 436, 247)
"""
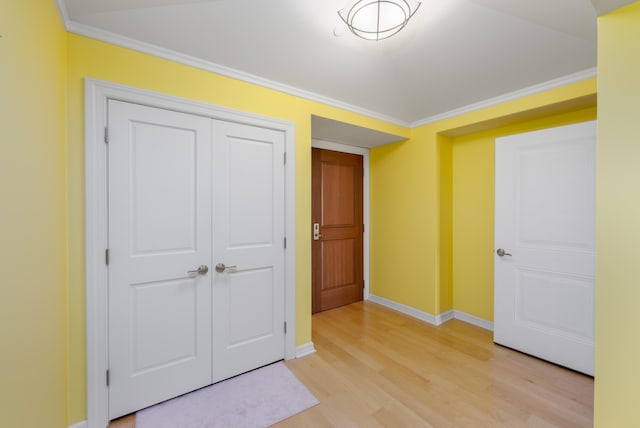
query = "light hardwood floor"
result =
(110, 301, 593, 427)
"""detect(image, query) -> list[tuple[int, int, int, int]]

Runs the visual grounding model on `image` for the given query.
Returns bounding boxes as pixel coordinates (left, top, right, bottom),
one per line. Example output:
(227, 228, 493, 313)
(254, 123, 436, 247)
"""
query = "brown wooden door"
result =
(312, 148, 363, 313)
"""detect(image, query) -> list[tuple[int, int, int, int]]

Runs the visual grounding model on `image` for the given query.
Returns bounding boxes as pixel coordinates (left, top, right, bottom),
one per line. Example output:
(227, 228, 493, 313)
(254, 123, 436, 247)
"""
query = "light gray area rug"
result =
(136, 362, 319, 428)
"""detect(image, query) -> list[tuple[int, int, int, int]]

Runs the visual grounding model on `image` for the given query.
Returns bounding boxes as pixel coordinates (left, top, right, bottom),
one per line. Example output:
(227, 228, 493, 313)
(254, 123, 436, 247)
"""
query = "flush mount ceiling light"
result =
(338, 0, 421, 41)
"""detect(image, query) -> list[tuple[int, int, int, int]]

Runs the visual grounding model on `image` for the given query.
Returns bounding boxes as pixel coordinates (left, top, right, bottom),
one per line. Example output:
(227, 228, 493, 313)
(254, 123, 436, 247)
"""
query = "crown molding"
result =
(54, 0, 71, 30)
(56, 7, 597, 131)
(64, 20, 411, 127)
(410, 67, 597, 128)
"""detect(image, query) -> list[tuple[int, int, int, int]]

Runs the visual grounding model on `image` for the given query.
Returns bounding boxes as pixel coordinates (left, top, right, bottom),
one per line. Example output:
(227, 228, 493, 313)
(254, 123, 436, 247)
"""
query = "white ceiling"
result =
(57, 0, 632, 125)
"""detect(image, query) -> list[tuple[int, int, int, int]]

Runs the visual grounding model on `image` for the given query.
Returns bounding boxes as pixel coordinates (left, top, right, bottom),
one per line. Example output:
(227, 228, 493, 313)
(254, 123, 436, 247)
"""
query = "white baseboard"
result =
(367, 294, 493, 330)
(438, 309, 455, 324)
(453, 310, 494, 331)
(68, 421, 87, 428)
(367, 294, 452, 326)
(295, 342, 316, 358)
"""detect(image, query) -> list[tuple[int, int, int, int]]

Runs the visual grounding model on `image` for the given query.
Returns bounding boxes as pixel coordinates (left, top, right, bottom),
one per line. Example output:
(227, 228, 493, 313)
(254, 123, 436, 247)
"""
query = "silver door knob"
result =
(496, 248, 512, 257)
(187, 265, 209, 276)
(215, 263, 237, 273)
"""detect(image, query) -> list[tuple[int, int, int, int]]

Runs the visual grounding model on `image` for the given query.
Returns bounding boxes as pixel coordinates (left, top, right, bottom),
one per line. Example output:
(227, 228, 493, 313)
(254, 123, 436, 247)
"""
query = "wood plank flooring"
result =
(109, 301, 593, 427)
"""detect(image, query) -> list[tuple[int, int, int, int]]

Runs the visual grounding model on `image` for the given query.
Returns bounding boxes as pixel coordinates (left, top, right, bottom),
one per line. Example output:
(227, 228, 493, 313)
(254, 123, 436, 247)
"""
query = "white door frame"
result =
(311, 139, 370, 300)
(85, 78, 296, 428)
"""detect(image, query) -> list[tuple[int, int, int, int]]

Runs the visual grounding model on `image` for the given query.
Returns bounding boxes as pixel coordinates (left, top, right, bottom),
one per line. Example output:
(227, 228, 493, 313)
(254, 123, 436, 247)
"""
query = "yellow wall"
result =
(370, 78, 597, 320)
(595, 2, 640, 426)
(451, 132, 495, 320)
(370, 129, 440, 313)
(438, 135, 454, 312)
(0, 1, 68, 427)
(65, 34, 409, 423)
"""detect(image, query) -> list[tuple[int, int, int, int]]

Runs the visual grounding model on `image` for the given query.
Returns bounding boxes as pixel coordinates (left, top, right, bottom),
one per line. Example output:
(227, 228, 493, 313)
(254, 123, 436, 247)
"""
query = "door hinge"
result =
(284, 237, 287, 249)
(104, 127, 109, 144)
(363, 224, 365, 233)
(363, 279, 365, 289)
(105, 249, 109, 265)
(284, 152, 287, 165)
(106, 369, 110, 386)
(284, 322, 287, 334)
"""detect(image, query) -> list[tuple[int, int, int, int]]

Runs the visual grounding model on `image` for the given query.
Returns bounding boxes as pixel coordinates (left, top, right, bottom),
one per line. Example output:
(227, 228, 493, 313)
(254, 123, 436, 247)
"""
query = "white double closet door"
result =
(107, 100, 285, 419)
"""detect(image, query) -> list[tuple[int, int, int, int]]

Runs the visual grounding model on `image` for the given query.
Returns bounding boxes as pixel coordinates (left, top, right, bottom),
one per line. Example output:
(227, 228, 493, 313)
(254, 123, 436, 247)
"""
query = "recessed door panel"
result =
(131, 279, 200, 373)
(321, 163, 356, 226)
(227, 268, 275, 346)
(321, 239, 356, 290)
(130, 123, 197, 255)
(515, 269, 594, 340)
(517, 139, 596, 250)
(227, 137, 274, 248)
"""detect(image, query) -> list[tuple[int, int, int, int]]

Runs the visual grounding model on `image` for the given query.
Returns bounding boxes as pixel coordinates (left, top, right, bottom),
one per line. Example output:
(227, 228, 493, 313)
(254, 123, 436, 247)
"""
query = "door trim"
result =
(311, 139, 369, 300)
(85, 78, 296, 428)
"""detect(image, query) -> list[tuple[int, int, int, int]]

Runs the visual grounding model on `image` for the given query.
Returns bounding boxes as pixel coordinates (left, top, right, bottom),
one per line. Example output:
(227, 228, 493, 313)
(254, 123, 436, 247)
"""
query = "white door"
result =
(494, 121, 596, 375)
(211, 120, 285, 382)
(108, 100, 213, 418)
(107, 101, 286, 419)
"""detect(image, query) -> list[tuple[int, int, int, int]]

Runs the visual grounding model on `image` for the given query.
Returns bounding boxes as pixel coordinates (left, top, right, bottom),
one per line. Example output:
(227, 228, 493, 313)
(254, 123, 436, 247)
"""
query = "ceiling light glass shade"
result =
(338, 0, 421, 41)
